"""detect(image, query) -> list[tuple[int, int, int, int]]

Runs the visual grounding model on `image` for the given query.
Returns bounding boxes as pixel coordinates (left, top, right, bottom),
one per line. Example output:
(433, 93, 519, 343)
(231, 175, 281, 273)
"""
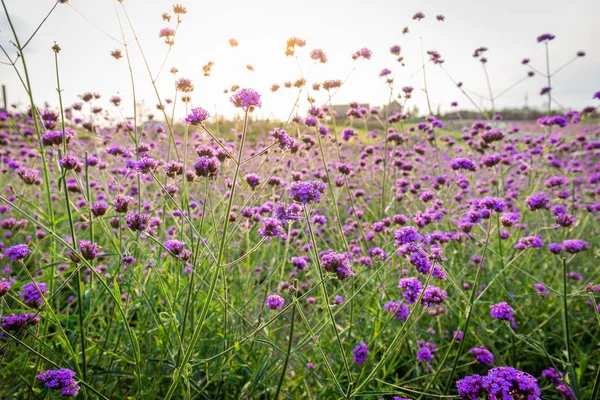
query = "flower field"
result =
(1, 2, 599, 399)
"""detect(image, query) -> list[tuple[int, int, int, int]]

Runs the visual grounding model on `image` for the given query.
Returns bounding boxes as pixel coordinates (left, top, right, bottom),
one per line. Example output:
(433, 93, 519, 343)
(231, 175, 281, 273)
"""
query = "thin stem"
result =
(303, 205, 352, 396)
(442, 222, 493, 394)
(481, 62, 495, 115)
(163, 108, 250, 400)
(274, 299, 296, 400)
(545, 42, 552, 114)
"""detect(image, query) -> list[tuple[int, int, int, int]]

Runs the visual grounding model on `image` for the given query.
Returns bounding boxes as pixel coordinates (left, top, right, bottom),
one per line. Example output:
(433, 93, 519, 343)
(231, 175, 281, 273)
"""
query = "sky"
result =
(1, 0, 599, 122)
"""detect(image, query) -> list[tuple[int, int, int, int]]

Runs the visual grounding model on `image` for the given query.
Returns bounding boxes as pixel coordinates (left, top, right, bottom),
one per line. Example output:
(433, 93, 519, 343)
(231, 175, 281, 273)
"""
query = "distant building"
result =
(330, 103, 370, 118)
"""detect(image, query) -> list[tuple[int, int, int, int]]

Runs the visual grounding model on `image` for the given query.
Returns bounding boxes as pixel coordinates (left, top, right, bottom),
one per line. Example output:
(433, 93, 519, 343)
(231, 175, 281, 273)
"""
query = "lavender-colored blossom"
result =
(451, 157, 477, 171)
(421, 285, 447, 306)
(515, 236, 544, 250)
(398, 277, 423, 304)
(352, 342, 369, 365)
(526, 192, 550, 211)
(194, 156, 220, 178)
(537, 33, 555, 42)
(394, 226, 422, 246)
(78, 240, 101, 261)
(541, 367, 563, 384)
(113, 195, 133, 213)
(230, 88, 262, 108)
(321, 251, 354, 280)
(289, 181, 326, 204)
(258, 217, 283, 239)
(1, 312, 40, 331)
(125, 212, 149, 231)
(456, 374, 485, 399)
(266, 294, 284, 310)
(0, 278, 11, 298)
(36, 368, 80, 397)
(417, 340, 437, 363)
(20, 282, 48, 308)
(269, 127, 293, 150)
(383, 300, 410, 322)
(490, 302, 517, 328)
(469, 346, 494, 365)
(185, 107, 210, 125)
(4, 244, 30, 261)
(562, 239, 589, 254)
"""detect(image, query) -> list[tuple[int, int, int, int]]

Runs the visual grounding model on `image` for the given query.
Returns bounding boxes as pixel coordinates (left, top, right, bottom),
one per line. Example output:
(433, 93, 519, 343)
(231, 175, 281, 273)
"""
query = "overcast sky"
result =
(1, 0, 599, 121)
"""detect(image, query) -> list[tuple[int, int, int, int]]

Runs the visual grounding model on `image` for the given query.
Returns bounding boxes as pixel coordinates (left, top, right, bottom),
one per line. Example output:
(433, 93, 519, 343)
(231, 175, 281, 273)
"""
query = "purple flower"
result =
(0, 278, 11, 298)
(412, 11, 425, 20)
(557, 384, 575, 400)
(379, 68, 392, 77)
(342, 128, 355, 141)
(352, 342, 369, 365)
(469, 346, 494, 365)
(321, 251, 354, 280)
(310, 48, 327, 63)
(450, 157, 477, 171)
(4, 244, 31, 261)
(274, 203, 302, 224)
(59, 154, 82, 171)
(266, 294, 284, 310)
(535, 283, 549, 298)
(78, 240, 101, 261)
(269, 127, 293, 150)
(20, 282, 48, 308)
(90, 201, 109, 217)
(478, 197, 506, 212)
(245, 173, 261, 189)
(526, 193, 550, 211)
(383, 300, 410, 322)
(548, 243, 563, 254)
(394, 226, 422, 246)
(193, 156, 220, 178)
(351, 47, 372, 60)
(541, 367, 563, 384)
(490, 302, 517, 328)
(125, 212, 149, 232)
(421, 285, 447, 306)
(258, 218, 283, 239)
(185, 107, 210, 125)
(515, 236, 544, 250)
(1, 312, 40, 331)
(398, 277, 423, 304)
(36, 368, 80, 397)
(484, 367, 540, 399)
(537, 33, 555, 42)
(456, 374, 485, 399)
(230, 88, 262, 109)
(417, 340, 437, 363)
(562, 239, 589, 254)
(291, 256, 308, 271)
(289, 181, 326, 204)
(136, 157, 160, 174)
(458, 367, 540, 400)
(164, 240, 186, 256)
(113, 195, 133, 213)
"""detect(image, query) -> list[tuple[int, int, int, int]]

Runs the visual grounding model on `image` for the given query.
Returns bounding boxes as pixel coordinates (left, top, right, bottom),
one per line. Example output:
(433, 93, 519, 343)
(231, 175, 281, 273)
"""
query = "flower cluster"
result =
(457, 367, 540, 399)
(36, 368, 80, 397)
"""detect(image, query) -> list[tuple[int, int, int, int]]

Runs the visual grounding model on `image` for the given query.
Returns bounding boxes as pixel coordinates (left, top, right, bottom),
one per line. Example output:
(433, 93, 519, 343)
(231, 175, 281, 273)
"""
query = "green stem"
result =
(274, 300, 296, 399)
(442, 223, 493, 394)
(303, 205, 352, 396)
(164, 108, 250, 400)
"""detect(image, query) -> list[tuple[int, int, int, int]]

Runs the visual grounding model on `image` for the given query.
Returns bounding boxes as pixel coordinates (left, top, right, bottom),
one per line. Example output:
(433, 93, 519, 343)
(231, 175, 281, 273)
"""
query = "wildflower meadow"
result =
(0, 1, 599, 399)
